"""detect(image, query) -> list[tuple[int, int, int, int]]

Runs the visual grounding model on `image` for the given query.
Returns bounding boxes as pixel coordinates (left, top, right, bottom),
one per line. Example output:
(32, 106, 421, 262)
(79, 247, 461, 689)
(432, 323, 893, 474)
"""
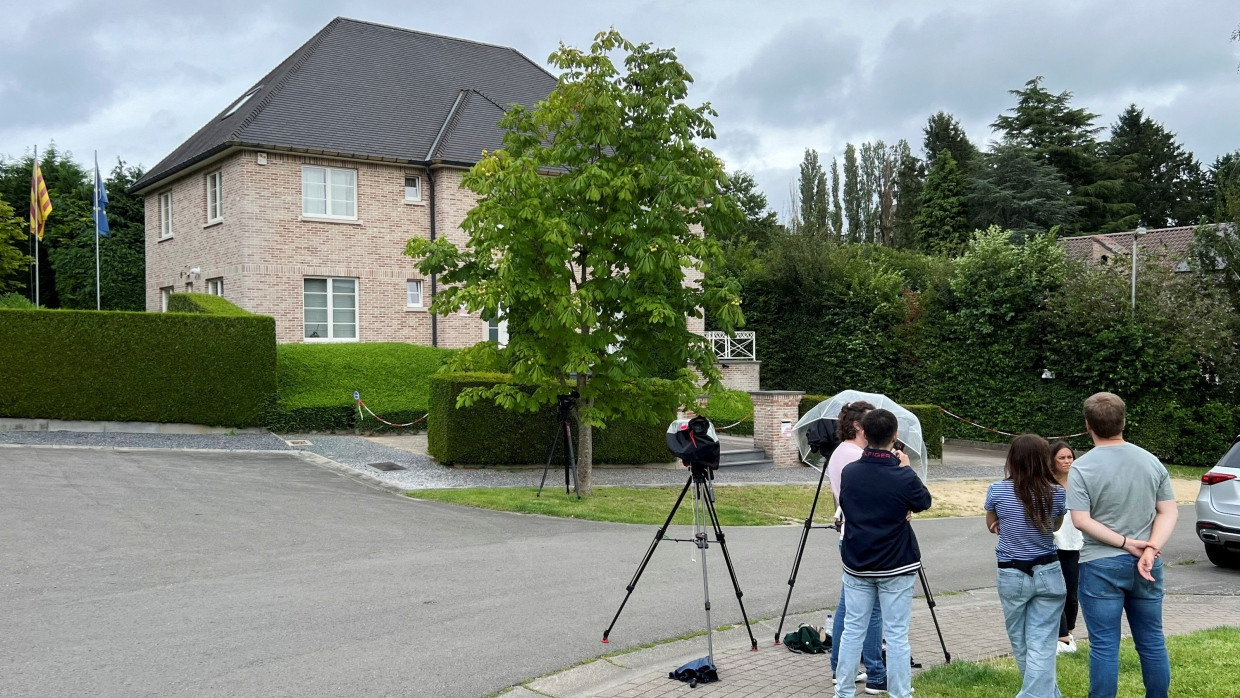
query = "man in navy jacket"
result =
(834, 409, 933, 698)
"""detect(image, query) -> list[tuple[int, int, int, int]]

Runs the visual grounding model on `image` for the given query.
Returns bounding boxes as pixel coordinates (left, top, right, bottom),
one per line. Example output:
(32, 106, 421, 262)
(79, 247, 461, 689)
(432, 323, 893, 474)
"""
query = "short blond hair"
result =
(1084, 392, 1126, 438)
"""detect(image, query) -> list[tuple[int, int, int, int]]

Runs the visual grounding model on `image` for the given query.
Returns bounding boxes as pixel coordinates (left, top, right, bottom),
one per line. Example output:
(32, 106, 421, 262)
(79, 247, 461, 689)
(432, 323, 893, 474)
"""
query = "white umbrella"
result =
(792, 389, 929, 482)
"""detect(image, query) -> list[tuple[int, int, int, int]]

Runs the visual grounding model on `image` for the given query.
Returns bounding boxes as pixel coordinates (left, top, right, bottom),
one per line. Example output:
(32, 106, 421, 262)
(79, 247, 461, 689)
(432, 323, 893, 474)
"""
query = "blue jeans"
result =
(1078, 555, 1169, 698)
(997, 561, 1067, 698)
(831, 545, 886, 684)
(835, 572, 915, 698)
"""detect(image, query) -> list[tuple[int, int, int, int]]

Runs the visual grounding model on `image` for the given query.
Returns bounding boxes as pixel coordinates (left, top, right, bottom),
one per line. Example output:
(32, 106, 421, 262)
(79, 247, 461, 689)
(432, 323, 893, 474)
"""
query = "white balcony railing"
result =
(705, 331, 756, 361)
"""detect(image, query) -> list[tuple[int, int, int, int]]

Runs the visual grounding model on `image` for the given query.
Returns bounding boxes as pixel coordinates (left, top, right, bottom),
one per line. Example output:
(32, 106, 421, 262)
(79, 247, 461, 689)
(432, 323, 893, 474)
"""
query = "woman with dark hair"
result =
(1049, 441, 1083, 654)
(985, 434, 1068, 698)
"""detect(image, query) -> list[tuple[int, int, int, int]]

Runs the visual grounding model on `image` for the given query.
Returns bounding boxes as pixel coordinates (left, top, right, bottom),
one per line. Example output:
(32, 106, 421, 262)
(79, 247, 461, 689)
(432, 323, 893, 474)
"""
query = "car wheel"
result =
(1204, 543, 1240, 569)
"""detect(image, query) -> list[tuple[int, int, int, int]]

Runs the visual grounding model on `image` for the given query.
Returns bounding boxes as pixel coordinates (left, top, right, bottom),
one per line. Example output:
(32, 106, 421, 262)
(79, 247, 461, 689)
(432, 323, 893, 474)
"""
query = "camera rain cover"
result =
(666, 416, 720, 470)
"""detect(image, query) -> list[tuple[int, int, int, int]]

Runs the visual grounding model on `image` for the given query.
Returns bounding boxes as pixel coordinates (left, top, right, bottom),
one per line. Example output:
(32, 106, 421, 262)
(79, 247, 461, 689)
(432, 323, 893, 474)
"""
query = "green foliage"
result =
(923, 111, 978, 172)
(843, 144, 861, 242)
(269, 342, 455, 433)
(0, 308, 274, 426)
(405, 30, 743, 492)
(427, 373, 673, 465)
(168, 292, 253, 316)
(1103, 105, 1208, 228)
(0, 196, 30, 291)
(914, 151, 970, 254)
(968, 144, 1080, 241)
(794, 149, 830, 237)
(0, 292, 35, 308)
(699, 389, 754, 436)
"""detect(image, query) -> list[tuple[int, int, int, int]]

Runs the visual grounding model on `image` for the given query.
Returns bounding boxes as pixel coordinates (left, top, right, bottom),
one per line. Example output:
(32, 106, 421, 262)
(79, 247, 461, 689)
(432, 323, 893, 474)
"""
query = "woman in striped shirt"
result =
(985, 434, 1068, 698)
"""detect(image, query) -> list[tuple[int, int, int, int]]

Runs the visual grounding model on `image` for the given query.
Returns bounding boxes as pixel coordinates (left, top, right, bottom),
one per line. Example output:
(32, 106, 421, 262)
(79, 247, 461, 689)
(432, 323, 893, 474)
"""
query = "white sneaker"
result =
(1056, 635, 1078, 654)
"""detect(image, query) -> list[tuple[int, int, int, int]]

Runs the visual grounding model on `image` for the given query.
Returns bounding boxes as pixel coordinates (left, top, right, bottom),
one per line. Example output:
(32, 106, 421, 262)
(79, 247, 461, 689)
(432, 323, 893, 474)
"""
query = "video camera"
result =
(556, 390, 580, 422)
(666, 416, 720, 480)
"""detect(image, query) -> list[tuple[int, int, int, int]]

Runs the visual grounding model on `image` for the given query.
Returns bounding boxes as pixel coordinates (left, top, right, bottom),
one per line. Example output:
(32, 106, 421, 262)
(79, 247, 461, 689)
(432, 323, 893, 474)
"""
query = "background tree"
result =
(98, 160, 148, 310)
(0, 196, 31, 291)
(891, 140, 923, 248)
(711, 169, 781, 285)
(406, 29, 743, 496)
(968, 143, 1080, 241)
(914, 150, 969, 254)
(1102, 105, 1208, 228)
(843, 143, 861, 242)
(923, 111, 977, 172)
(829, 157, 844, 239)
(795, 149, 829, 237)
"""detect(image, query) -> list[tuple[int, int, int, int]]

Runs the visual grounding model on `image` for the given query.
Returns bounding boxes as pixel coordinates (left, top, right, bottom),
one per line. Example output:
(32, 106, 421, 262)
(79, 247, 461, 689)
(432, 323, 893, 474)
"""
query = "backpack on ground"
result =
(783, 623, 831, 654)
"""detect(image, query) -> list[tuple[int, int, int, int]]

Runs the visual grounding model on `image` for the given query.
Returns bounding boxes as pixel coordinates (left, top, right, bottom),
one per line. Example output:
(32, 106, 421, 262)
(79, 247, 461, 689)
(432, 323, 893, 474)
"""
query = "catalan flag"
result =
(30, 159, 52, 240)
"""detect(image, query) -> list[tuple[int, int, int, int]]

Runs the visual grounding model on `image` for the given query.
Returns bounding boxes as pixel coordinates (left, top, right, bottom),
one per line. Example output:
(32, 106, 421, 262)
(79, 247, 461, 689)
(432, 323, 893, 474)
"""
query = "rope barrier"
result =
(354, 391, 428, 428)
(938, 407, 1087, 441)
(713, 410, 754, 431)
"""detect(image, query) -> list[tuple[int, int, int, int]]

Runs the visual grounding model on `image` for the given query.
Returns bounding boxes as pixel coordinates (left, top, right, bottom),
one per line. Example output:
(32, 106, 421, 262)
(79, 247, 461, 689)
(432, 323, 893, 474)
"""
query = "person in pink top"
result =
(828, 401, 888, 692)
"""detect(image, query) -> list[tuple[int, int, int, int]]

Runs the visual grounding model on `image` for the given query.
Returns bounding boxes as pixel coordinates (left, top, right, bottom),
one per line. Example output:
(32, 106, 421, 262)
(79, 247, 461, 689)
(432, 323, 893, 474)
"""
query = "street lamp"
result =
(1131, 226, 1147, 319)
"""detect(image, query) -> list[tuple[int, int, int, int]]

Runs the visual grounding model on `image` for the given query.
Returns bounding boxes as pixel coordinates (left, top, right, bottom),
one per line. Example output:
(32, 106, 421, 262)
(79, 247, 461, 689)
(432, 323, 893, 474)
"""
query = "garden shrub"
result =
(0, 293, 35, 309)
(0, 307, 275, 426)
(168, 292, 253, 316)
(269, 342, 455, 433)
(700, 389, 754, 436)
(428, 372, 673, 465)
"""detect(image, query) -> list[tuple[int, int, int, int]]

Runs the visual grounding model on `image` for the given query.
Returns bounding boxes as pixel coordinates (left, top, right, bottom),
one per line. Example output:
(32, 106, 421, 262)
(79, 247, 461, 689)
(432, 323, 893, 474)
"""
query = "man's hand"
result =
(1123, 537, 1150, 558)
(1137, 546, 1159, 581)
(896, 450, 910, 467)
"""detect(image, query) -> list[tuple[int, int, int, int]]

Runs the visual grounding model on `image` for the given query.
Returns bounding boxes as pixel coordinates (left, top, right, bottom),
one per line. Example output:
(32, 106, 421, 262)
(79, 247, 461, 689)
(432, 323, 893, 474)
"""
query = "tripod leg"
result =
(538, 418, 563, 497)
(918, 565, 951, 664)
(564, 420, 579, 499)
(774, 458, 832, 644)
(602, 474, 693, 643)
(701, 484, 759, 652)
(694, 480, 715, 665)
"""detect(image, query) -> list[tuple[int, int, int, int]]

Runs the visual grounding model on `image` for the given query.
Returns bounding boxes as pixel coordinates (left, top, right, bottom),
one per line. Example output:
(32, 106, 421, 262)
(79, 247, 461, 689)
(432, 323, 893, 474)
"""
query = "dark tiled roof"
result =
(133, 18, 555, 191)
(1058, 225, 1206, 266)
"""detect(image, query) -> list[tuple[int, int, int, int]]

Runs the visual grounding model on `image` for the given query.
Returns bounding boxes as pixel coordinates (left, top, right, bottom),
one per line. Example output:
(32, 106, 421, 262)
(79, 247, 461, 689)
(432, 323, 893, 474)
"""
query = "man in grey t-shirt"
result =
(1067, 392, 1177, 698)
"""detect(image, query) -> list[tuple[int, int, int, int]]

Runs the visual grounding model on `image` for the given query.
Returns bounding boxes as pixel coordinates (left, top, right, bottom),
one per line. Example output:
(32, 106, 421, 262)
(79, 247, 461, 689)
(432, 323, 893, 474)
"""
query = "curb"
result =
(0, 417, 268, 435)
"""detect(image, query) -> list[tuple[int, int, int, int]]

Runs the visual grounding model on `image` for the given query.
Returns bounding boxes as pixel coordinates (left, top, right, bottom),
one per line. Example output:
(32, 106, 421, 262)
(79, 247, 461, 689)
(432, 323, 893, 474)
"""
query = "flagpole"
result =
(95, 151, 101, 310)
(33, 145, 39, 308)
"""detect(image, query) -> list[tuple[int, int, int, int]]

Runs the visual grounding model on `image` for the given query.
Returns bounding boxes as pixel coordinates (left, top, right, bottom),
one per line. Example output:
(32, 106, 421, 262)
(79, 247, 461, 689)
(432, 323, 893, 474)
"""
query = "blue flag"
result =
(94, 161, 110, 236)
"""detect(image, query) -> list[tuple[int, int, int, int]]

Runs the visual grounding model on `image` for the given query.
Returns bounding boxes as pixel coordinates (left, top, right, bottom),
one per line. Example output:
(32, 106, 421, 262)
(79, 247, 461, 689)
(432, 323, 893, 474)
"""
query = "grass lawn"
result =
(913, 626, 1240, 697)
(406, 482, 989, 526)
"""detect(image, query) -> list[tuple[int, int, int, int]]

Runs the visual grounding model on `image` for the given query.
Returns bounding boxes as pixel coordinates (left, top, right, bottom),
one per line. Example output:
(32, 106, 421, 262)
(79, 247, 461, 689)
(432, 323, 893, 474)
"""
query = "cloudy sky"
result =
(3, 0, 1238, 218)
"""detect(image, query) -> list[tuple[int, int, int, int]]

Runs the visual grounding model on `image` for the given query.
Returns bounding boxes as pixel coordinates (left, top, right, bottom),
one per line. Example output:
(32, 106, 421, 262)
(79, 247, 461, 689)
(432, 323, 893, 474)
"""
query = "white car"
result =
(1196, 436, 1240, 569)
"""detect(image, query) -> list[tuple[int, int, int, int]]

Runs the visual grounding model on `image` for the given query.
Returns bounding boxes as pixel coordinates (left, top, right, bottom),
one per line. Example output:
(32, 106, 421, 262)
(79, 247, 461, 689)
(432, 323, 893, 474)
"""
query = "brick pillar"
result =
(749, 390, 805, 468)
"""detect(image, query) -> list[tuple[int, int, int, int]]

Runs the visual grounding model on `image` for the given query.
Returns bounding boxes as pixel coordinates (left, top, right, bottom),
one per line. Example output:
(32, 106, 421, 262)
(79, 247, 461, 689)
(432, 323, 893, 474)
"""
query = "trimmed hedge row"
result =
(428, 372, 674, 465)
(168, 292, 254, 316)
(799, 394, 944, 459)
(0, 308, 275, 426)
(269, 342, 455, 433)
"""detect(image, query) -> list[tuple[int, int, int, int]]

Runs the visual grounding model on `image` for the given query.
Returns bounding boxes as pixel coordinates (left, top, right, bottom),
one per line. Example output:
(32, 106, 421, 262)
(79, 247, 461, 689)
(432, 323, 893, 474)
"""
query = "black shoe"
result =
(864, 680, 887, 695)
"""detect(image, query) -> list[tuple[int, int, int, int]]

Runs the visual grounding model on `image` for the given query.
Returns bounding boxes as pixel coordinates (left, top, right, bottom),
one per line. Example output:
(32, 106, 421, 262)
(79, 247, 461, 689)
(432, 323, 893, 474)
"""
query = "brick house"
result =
(132, 17, 562, 347)
(1057, 225, 1211, 272)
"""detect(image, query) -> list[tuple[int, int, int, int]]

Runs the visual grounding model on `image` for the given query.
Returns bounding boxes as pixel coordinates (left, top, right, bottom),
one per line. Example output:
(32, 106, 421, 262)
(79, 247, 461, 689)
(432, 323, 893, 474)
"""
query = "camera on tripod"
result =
(666, 415, 720, 481)
(556, 390, 580, 422)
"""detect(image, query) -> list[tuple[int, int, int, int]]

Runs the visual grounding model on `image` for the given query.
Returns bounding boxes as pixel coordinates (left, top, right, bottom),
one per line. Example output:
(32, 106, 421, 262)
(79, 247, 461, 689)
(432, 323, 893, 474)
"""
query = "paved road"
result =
(0, 446, 1229, 697)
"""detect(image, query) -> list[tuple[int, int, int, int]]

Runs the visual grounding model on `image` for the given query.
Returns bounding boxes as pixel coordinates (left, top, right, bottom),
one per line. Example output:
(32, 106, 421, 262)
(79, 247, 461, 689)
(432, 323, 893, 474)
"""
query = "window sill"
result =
(299, 216, 363, 226)
(303, 337, 360, 343)
(405, 305, 427, 312)
(158, 235, 175, 242)
(403, 199, 426, 206)
(203, 220, 223, 229)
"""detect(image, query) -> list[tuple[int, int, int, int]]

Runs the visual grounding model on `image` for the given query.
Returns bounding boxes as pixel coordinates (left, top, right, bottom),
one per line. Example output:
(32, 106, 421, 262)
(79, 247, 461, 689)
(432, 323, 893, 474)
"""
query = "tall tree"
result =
(829, 157, 844, 239)
(892, 140, 924, 248)
(923, 111, 977, 172)
(713, 169, 781, 283)
(98, 160, 148, 310)
(914, 150, 969, 254)
(405, 30, 743, 496)
(858, 141, 884, 243)
(968, 143, 1081, 242)
(795, 149, 829, 237)
(1102, 105, 1208, 228)
(0, 196, 31, 291)
(843, 143, 861, 242)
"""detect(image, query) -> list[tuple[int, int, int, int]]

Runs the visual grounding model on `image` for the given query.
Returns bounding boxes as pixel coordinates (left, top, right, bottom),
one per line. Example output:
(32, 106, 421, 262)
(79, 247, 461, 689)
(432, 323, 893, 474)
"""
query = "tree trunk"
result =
(576, 386, 594, 496)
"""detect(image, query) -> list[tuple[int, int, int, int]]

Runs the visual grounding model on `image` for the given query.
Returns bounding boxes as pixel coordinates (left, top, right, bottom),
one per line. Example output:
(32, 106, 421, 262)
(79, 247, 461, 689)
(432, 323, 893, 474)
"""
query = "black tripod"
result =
(602, 463, 759, 664)
(538, 392, 580, 498)
(773, 459, 951, 664)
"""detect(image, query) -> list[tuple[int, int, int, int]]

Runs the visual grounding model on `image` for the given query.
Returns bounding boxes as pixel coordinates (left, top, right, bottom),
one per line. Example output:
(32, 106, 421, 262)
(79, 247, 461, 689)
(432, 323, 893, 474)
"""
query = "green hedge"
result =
(0, 308, 275, 426)
(799, 394, 944, 458)
(168, 292, 254, 316)
(428, 372, 673, 465)
(699, 389, 755, 436)
(269, 342, 455, 433)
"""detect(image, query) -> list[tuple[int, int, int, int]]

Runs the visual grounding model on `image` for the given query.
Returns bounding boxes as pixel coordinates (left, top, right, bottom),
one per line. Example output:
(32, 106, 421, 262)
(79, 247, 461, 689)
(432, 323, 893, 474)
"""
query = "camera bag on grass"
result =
(783, 623, 831, 653)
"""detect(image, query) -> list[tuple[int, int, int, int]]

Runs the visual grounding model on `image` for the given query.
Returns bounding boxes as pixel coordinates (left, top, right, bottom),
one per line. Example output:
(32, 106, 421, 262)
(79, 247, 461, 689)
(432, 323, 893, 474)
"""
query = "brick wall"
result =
(750, 390, 805, 468)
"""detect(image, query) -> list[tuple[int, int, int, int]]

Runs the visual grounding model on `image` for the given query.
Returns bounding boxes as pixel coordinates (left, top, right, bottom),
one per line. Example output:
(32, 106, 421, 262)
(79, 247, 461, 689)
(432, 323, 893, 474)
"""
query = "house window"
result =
(304, 277, 357, 340)
(206, 171, 223, 223)
(302, 166, 356, 218)
(404, 175, 422, 202)
(160, 192, 173, 238)
(406, 280, 423, 307)
(488, 317, 509, 347)
(207, 278, 224, 296)
(160, 287, 172, 312)
(186, 281, 194, 293)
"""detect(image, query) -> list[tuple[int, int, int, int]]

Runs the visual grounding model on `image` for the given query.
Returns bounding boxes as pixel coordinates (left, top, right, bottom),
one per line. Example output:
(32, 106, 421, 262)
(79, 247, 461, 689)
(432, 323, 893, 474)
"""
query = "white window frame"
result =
(404, 175, 422, 203)
(406, 280, 423, 308)
(205, 171, 223, 223)
(487, 317, 509, 347)
(160, 287, 172, 312)
(301, 165, 357, 220)
(303, 277, 359, 342)
(207, 278, 223, 296)
(159, 192, 173, 238)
